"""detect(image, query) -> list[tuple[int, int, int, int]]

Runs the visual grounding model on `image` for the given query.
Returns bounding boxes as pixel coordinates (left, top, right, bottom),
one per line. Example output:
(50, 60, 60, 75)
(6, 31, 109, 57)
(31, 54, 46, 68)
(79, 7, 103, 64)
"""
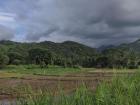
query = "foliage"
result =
(28, 48, 52, 67)
(0, 52, 9, 68)
(0, 40, 140, 69)
(8, 52, 23, 64)
(16, 74, 140, 105)
(0, 40, 97, 68)
(3, 65, 81, 76)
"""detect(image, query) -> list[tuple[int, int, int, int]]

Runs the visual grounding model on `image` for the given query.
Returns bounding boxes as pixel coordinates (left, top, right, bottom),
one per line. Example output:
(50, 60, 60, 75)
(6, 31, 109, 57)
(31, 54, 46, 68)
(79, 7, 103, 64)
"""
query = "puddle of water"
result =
(0, 99, 16, 105)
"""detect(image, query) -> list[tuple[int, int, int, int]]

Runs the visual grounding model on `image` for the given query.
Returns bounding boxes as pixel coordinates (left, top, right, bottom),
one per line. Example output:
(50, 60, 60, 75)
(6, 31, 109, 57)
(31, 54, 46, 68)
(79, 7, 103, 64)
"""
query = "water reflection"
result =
(0, 99, 16, 105)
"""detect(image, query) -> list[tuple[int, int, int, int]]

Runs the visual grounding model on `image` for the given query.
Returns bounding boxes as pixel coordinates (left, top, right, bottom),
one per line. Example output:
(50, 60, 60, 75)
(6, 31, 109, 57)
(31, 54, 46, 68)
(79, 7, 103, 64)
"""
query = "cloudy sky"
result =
(0, 0, 140, 47)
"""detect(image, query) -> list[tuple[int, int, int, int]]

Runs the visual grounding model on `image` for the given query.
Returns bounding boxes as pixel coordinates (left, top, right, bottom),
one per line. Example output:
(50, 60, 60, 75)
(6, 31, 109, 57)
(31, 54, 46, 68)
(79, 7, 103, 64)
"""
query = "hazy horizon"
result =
(0, 0, 140, 47)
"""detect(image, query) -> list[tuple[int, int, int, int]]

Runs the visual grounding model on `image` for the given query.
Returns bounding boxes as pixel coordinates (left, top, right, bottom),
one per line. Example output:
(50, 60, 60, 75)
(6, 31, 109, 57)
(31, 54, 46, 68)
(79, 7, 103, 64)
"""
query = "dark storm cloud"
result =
(27, 26, 59, 41)
(1, 0, 140, 47)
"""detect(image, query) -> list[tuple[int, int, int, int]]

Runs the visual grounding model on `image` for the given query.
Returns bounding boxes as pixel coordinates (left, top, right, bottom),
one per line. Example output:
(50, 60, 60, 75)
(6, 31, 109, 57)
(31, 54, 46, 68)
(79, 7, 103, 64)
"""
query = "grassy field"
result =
(0, 65, 139, 105)
(0, 65, 137, 78)
(0, 65, 82, 78)
(15, 73, 140, 105)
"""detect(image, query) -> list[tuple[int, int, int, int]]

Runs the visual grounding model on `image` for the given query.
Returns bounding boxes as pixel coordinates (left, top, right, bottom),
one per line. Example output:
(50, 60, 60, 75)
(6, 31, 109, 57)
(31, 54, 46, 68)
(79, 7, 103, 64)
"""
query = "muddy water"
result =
(0, 99, 16, 105)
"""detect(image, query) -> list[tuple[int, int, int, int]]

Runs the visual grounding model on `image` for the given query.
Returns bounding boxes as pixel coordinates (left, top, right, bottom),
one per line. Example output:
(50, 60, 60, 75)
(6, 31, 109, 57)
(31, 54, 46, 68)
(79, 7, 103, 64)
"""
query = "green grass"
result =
(0, 65, 139, 105)
(95, 74, 140, 105)
(15, 73, 140, 105)
(0, 65, 137, 82)
(0, 65, 138, 78)
(0, 65, 82, 76)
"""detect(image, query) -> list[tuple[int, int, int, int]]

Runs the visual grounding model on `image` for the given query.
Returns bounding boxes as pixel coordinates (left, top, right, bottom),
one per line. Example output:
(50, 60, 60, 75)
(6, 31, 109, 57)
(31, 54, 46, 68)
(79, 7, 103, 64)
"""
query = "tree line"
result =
(0, 40, 139, 69)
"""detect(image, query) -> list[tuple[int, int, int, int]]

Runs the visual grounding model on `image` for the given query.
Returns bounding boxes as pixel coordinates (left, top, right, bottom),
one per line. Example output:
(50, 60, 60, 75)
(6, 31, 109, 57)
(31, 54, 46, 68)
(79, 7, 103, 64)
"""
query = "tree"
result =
(8, 52, 23, 64)
(126, 50, 139, 69)
(96, 56, 109, 68)
(101, 48, 139, 69)
(12, 59, 21, 65)
(28, 48, 52, 67)
(0, 53, 9, 68)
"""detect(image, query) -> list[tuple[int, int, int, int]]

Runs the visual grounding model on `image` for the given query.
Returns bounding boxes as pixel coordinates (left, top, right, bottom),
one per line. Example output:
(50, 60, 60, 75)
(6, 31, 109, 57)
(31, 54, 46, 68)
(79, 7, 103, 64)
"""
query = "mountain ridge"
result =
(1, 38, 140, 52)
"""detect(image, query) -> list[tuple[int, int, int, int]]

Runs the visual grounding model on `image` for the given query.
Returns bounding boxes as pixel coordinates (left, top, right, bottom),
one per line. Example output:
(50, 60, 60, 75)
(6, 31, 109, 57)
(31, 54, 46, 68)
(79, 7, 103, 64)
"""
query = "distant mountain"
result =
(0, 40, 19, 45)
(0, 40, 97, 60)
(115, 39, 140, 52)
(1, 39, 140, 59)
(97, 45, 115, 51)
(95, 39, 140, 53)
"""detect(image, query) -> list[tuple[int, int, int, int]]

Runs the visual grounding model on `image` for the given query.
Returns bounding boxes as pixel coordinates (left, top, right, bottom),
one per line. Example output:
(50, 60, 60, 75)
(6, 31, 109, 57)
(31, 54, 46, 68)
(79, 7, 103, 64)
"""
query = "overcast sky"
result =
(0, 0, 140, 47)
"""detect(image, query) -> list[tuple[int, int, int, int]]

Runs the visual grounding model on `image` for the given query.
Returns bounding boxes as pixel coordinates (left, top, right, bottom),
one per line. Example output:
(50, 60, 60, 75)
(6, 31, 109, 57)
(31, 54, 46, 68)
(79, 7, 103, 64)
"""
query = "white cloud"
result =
(0, 12, 18, 40)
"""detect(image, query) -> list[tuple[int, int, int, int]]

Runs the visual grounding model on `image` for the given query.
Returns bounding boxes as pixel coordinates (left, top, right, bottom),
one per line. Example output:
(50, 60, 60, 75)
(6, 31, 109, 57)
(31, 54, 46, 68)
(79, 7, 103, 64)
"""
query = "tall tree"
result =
(0, 52, 9, 68)
(28, 48, 52, 67)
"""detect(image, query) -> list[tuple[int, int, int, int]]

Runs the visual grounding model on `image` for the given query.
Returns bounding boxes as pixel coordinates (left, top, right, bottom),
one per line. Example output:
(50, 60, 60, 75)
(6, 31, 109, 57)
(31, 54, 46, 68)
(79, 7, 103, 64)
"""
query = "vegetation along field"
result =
(0, 40, 140, 104)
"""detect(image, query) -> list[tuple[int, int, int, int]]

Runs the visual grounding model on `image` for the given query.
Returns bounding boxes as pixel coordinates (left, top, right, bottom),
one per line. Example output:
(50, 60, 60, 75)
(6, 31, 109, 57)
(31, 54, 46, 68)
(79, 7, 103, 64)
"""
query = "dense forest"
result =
(0, 39, 140, 69)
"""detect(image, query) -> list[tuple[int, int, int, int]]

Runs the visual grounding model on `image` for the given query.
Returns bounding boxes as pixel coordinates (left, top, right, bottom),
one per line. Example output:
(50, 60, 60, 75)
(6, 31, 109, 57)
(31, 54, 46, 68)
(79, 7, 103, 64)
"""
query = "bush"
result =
(25, 64, 39, 69)
(12, 59, 21, 65)
(73, 65, 82, 69)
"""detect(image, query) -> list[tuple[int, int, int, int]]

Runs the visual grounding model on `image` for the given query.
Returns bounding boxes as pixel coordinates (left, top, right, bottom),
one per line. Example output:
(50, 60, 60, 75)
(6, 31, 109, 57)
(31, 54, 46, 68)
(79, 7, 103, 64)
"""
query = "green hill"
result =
(1, 39, 140, 68)
(0, 40, 97, 67)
